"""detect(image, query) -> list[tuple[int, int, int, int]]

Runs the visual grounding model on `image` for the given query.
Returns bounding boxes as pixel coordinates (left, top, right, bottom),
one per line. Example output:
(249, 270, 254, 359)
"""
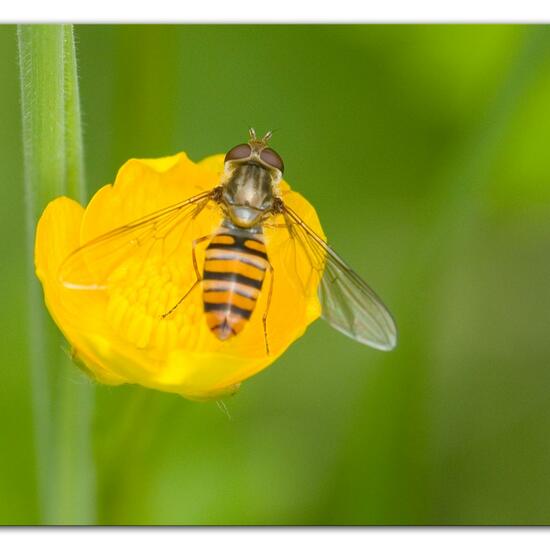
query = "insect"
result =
(59, 129, 397, 353)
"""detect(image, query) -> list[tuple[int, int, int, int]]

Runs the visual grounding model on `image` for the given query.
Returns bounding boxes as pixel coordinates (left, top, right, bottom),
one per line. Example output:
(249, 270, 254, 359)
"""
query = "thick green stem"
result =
(18, 24, 95, 525)
(18, 24, 65, 524)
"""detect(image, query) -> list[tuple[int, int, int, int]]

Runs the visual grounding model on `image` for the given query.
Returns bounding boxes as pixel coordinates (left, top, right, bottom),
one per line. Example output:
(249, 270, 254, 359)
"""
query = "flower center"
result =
(104, 255, 208, 354)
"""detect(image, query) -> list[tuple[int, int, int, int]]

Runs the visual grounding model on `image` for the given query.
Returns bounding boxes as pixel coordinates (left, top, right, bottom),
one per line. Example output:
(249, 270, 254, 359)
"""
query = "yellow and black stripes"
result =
(203, 230, 269, 340)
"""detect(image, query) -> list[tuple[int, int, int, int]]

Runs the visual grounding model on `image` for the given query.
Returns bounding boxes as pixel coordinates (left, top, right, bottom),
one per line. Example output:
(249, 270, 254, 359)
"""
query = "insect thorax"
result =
(222, 163, 275, 228)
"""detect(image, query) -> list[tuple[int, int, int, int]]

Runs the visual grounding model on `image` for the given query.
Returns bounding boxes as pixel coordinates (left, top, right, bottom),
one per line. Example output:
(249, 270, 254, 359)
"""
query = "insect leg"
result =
(262, 222, 288, 230)
(262, 262, 275, 356)
(161, 234, 211, 319)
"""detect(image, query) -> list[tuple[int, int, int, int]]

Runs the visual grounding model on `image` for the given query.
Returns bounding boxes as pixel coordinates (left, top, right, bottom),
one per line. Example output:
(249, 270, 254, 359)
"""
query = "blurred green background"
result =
(2, 24, 550, 525)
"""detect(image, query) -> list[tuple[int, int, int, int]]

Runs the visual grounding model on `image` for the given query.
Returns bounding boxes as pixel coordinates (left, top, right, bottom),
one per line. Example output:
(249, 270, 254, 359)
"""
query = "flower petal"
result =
(35, 197, 125, 385)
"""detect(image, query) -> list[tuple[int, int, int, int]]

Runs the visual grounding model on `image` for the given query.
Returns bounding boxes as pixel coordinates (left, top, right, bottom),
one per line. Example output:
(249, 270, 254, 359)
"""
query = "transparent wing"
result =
(282, 205, 397, 350)
(59, 190, 216, 290)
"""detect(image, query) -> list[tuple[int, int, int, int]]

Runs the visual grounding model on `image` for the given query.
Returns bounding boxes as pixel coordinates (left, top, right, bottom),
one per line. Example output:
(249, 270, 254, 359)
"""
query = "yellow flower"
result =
(35, 152, 325, 400)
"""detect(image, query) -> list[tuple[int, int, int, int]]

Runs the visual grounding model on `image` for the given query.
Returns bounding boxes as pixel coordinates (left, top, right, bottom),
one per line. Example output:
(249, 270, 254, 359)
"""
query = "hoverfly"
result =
(59, 129, 397, 353)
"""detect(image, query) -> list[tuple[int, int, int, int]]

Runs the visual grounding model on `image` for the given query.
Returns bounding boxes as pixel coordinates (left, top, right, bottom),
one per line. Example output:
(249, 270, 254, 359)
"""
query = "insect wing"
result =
(59, 190, 216, 290)
(283, 205, 397, 350)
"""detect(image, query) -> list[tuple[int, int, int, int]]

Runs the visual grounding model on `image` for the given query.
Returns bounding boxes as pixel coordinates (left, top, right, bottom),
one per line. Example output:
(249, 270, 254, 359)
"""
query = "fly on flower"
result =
(58, 129, 397, 355)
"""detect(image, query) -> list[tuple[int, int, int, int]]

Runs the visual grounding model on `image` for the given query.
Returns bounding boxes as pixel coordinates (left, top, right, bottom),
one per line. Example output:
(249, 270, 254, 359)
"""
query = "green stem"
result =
(55, 361, 96, 524)
(55, 25, 96, 525)
(63, 25, 86, 203)
(18, 24, 65, 525)
(18, 24, 95, 525)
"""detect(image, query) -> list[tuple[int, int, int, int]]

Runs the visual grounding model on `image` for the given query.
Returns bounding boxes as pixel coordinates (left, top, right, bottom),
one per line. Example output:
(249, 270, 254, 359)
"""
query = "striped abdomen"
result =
(203, 228, 269, 340)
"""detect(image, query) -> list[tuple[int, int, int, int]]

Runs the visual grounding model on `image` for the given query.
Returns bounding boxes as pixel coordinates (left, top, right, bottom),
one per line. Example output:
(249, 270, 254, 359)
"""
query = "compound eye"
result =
(225, 143, 252, 162)
(260, 147, 284, 173)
